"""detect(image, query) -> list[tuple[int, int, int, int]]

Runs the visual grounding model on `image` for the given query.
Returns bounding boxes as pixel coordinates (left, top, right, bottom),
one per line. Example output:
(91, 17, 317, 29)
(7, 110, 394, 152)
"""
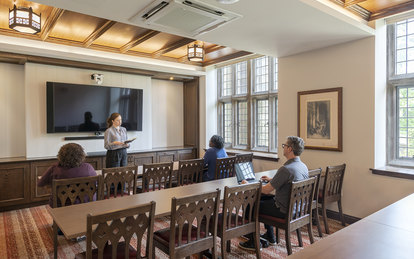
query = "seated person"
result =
(38, 143, 97, 207)
(202, 135, 228, 181)
(239, 136, 309, 251)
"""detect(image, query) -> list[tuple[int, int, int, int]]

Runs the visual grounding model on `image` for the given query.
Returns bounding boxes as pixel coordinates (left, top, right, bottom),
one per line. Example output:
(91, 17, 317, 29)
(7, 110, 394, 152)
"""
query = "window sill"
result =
(226, 149, 279, 162)
(370, 166, 414, 180)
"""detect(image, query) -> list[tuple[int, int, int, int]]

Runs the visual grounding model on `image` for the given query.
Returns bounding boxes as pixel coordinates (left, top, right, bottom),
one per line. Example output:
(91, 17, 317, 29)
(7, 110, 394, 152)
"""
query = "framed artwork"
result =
(297, 87, 342, 151)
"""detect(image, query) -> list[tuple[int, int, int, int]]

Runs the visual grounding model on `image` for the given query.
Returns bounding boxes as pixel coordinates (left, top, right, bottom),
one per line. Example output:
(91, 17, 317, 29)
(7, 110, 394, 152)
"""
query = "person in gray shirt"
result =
(104, 112, 130, 168)
(239, 136, 308, 251)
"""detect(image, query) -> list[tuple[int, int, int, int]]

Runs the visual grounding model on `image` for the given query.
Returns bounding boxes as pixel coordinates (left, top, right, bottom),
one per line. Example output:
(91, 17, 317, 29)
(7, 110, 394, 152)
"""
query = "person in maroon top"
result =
(38, 143, 97, 207)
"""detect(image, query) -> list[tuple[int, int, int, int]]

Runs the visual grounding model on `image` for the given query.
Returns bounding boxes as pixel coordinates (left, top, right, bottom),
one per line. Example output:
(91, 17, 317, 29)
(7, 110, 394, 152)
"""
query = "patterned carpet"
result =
(0, 205, 344, 258)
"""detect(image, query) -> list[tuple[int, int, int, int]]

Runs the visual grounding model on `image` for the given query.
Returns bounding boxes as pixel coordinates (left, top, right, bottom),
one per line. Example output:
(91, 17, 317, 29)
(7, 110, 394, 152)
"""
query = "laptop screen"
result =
(235, 162, 255, 182)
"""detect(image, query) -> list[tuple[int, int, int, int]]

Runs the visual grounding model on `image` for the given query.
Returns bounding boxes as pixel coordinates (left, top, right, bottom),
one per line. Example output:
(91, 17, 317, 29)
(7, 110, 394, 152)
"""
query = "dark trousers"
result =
(246, 195, 286, 241)
(259, 195, 286, 240)
(106, 148, 127, 168)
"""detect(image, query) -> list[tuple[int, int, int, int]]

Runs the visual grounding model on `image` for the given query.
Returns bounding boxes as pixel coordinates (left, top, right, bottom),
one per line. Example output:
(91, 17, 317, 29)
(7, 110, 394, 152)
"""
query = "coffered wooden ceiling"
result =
(332, 0, 414, 21)
(0, 0, 414, 68)
(0, 0, 251, 67)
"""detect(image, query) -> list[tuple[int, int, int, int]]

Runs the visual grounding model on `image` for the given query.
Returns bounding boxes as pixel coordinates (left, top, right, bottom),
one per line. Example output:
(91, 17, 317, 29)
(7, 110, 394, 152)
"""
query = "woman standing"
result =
(104, 113, 130, 168)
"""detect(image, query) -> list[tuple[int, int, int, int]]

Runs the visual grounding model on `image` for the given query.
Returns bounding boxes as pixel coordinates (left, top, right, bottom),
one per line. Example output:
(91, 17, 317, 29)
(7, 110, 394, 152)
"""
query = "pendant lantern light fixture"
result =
(9, 4, 41, 34)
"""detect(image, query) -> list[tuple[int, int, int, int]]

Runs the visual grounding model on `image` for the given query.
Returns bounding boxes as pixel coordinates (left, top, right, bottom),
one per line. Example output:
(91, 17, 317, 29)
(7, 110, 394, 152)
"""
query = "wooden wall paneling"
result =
(183, 78, 200, 156)
(0, 148, 195, 211)
(30, 159, 57, 202)
(84, 157, 103, 170)
(157, 151, 177, 162)
(177, 149, 197, 160)
(0, 162, 30, 207)
(129, 152, 157, 166)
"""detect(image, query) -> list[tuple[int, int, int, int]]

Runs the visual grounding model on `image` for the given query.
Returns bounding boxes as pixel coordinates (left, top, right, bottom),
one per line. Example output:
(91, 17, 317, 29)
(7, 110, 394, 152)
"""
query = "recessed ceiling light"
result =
(216, 0, 239, 4)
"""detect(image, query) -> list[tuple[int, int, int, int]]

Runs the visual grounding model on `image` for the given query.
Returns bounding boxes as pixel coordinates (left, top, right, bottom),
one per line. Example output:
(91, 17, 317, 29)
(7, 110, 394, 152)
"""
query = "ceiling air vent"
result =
(130, 0, 241, 36)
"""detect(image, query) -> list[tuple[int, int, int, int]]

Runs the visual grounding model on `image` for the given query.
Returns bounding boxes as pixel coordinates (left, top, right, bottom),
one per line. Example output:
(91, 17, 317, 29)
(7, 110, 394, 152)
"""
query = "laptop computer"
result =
(235, 161, 259, 184)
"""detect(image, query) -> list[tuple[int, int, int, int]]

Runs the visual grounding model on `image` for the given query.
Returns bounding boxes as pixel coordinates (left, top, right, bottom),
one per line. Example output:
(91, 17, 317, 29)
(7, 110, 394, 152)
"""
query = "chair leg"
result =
(322, 203, 330, 234)
(308, 222, 315, 244)
(152, 241, 156, 259)
(285, 229, 292, 255)
(338, 200, 346, 226)
(314, 207, 323, 237)
(296, 229, 303, 247)
(254, 231, 261, 259)
(221, 239, 227, 259)
(276, 227, 280, 243)
(53, 221, 58, 259)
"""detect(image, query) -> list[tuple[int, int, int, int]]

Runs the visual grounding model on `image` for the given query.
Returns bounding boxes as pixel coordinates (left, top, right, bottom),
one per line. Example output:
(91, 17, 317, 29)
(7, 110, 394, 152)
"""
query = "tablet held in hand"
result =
(124, 137, 136, 144)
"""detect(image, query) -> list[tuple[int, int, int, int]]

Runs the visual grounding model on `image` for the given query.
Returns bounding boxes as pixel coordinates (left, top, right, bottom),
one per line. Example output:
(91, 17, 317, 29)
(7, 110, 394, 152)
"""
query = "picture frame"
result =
(297, 87, 343, 151)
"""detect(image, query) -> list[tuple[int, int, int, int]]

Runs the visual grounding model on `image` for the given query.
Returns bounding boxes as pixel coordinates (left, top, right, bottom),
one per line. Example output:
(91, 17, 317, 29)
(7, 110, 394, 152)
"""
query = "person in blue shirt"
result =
(203, 135, 228, 181)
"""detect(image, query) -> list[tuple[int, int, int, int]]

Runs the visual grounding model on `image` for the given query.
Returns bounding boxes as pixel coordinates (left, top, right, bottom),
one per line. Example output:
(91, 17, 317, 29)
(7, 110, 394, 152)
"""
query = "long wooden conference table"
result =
(48, 169, 277, 258)
(288, 192, 414, 259)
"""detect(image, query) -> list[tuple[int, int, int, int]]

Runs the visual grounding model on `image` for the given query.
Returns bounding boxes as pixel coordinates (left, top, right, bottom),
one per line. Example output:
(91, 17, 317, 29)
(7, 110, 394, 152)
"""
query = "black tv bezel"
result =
(46, 81, 143, 133)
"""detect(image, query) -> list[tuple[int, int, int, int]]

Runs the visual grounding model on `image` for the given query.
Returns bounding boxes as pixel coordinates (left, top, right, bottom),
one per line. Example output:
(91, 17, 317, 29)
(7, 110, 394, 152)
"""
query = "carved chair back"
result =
(141, 162, 173, 192)
(322, 164, 346, 203)
(102, 165, 138, 198)
(177, 158, 204, 186)
(234, 153, 253, 164)
(320, 163, 347, 233)
(153, 189, 221, 258)
(85, 202, 156, 259)
(308, 168, 323, 237)
(214, 156, 237, 180)
(220, 182, 262, 258)
(52, 175, 102, 208)
(259, 177, 316, 255)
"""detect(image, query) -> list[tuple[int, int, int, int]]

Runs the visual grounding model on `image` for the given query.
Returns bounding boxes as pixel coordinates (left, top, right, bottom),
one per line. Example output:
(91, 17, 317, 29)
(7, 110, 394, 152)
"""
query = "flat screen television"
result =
(47, 82, 143, 133)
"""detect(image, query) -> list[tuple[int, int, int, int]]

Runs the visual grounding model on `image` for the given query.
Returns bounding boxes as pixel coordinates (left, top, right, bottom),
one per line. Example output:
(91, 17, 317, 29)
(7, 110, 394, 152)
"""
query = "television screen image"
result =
(47, 82, 143, 133)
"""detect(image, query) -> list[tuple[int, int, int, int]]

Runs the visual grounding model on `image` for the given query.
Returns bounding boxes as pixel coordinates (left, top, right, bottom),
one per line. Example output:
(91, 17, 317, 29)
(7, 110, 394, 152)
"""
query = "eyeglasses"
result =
(282, 144, 290, 148)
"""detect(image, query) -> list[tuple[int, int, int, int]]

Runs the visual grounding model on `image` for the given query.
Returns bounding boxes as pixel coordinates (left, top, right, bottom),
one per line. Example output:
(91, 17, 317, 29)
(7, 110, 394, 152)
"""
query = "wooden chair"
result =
(52, 175, 102, 208)
(219, 183, 262, 259)
(259, 177, 317, 255)
(234, 153, 253, 164)
(153, 189, 221, 259)
(177, 158, 204, 186)
(140, 162, 173, 192)
(319, 163, 346, 234)
(52, 175, 102, 258)
(102, 165, 138, 198)
(215, 156, 237, 180)
(75, 201, 156, 259)
(308, 168, 323, 237)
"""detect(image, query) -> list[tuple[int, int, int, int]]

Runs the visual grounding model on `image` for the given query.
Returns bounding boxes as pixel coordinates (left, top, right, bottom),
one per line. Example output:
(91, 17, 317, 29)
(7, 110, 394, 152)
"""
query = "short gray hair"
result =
(287, 136, 305, 156)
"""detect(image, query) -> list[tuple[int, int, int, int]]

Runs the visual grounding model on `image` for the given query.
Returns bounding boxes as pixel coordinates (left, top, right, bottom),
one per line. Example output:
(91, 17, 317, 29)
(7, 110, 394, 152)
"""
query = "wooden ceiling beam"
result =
(83, 20, 116, 47)
(152, 38, 195, 57)
(370, 1, 414, 21)
(205, 44, 227, 54)
(119, 30, 160, 53)
(39, 7, 65, 41)
(344, 0, 367, 8)
(0, 51, 194, 82)
(202, 51, 252, 67)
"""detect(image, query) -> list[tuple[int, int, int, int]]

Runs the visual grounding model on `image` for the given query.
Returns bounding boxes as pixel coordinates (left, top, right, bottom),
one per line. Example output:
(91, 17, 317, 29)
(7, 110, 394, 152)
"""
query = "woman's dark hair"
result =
(57, 143, 86, 168)
(287, 136, 305, 156)
(210, 135, 225, 149)
(106, 112, 121, 128)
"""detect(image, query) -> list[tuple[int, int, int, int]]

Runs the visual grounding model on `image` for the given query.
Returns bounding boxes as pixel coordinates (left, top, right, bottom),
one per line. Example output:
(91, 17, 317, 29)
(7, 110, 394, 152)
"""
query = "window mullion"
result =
(247, 59, 252, 150)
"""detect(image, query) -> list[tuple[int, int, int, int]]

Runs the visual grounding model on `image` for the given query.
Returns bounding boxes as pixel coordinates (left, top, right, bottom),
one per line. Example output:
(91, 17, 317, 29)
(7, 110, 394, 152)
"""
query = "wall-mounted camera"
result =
(91, 73, 104, 85)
